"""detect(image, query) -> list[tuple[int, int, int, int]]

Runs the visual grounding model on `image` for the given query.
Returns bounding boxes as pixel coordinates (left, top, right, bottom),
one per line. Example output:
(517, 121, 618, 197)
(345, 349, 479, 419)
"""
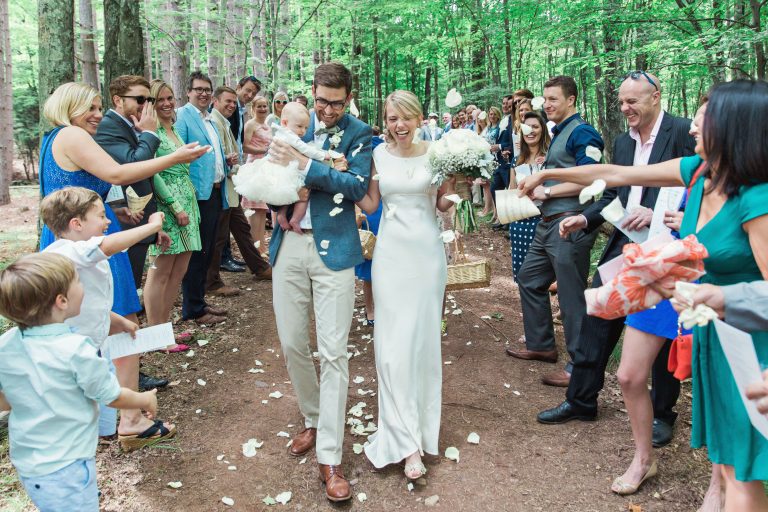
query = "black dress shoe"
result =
(220, 258, 246, 273)
(652, 418, 673, 447)
(138, 372, 169, 392)
(492, 223, 508, 231)
(537, 401, 597, 424)
(230, 257, 246, 266)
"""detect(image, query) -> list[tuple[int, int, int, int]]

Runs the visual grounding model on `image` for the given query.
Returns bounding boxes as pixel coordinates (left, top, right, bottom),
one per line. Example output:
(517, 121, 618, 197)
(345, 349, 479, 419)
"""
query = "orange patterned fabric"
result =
(585, 234, 709, 319)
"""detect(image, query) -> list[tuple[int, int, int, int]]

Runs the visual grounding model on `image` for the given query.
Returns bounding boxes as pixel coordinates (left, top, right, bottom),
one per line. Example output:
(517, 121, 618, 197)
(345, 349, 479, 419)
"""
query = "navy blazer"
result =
(269, 112, 372, 271)
(582, 112, 696, 264)
(94, 110, 161, 242)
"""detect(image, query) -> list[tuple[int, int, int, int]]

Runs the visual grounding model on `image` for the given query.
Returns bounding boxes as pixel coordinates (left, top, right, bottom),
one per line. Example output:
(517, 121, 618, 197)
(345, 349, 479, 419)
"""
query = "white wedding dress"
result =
(364, 144, 447, 468)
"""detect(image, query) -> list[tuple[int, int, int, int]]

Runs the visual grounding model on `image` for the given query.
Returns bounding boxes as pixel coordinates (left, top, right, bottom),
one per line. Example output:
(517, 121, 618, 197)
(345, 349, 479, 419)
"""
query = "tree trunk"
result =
(38, 0, 75, 116)
(143, 0, 152, 79)
(750, 0, 766, 79)
(206, 0, 221, 86)
(423, 67, 432, 114)
(77, 0, 99, 89)
(503, 0, 512, 84)
(372, 23, 382, 128)
(599, 0, 623, 162)
(168, 0, 188, 104)
(103, 0, 145, 108)
(0, 0, 12, 204)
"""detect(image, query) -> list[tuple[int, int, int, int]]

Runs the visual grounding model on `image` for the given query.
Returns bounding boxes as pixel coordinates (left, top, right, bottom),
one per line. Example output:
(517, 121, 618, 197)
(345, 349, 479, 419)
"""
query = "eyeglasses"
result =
(274, 100, 288, 104)
(119, 95, 155, 105)
(622, 70, 658, 91)
(315, 97, 347, 111)
(190, 87, 213, 95)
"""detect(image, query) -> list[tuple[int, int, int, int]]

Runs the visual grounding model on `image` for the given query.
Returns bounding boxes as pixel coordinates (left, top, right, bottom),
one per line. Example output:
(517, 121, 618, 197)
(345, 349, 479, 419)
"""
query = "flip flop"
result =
(119, 420, 177, 452)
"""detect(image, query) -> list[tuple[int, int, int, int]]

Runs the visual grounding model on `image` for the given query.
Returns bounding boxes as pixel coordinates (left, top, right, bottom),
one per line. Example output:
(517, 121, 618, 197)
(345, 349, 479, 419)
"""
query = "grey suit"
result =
(94, 109, 161, 288)
(724, 282, 768, 332)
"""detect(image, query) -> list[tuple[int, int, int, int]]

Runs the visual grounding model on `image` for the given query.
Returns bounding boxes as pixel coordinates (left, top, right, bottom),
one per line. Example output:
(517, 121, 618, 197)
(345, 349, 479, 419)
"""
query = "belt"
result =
(541, 211, 582, 223)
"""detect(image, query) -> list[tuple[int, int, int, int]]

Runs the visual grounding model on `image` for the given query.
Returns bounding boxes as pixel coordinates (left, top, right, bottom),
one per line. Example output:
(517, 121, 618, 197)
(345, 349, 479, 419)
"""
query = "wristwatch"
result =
(544, 187, 552, 199)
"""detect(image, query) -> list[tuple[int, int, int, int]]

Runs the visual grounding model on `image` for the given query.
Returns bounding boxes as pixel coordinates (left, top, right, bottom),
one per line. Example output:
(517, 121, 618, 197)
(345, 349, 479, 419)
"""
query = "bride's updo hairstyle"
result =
(383, 90, 423, 144)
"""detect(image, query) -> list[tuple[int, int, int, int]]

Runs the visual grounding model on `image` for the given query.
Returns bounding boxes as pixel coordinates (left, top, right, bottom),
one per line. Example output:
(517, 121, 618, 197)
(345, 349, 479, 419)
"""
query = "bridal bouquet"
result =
(427, 129, 496, 233)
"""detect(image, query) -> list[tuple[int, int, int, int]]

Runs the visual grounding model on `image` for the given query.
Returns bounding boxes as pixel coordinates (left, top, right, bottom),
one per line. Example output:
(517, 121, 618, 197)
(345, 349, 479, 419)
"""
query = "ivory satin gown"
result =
(364, 144, 447, 468)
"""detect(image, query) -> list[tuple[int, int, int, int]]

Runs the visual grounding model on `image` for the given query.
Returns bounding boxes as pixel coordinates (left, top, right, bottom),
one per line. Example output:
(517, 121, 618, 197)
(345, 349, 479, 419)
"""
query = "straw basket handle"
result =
(452, 236, 468, 264)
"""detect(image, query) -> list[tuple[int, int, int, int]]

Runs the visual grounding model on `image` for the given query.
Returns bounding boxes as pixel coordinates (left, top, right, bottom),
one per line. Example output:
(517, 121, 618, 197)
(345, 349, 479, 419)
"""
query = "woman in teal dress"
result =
(519, 80, 768, 510)
(143, 81, 202, 351)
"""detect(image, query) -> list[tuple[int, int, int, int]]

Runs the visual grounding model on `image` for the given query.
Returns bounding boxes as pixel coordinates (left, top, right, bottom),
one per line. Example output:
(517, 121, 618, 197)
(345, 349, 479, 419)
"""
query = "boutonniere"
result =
(330, 130, 344, 149)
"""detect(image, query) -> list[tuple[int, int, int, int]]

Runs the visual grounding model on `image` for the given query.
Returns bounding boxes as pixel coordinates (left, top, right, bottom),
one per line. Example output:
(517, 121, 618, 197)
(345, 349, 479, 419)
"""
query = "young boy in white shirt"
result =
(39, 186, 175, 449)
(0, 252, 159, 511)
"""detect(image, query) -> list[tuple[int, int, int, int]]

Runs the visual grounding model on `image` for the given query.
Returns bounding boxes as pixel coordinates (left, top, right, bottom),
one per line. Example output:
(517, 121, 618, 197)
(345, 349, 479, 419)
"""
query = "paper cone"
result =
(126, 186, 153, 212)
(495, 190, 541, 223)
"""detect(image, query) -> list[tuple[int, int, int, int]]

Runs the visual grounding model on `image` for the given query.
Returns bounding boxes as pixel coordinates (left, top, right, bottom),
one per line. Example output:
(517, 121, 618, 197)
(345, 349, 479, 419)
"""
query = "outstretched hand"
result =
(173, 143, 211, 164)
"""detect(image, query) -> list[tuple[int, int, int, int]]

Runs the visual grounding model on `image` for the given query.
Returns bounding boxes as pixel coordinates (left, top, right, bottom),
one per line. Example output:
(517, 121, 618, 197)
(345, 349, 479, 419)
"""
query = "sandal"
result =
(611, 460, 657, 495)
(119, 419, 177, 452)
(404, 461, 427, 480)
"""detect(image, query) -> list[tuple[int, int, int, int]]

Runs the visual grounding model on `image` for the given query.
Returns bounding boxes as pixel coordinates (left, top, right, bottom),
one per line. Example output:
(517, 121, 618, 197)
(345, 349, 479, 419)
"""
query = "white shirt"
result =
(200, 110, 226, 183)
(626, 111, 665, 210)
(297, 132, 330, 230)
(44, 237, 112, 347)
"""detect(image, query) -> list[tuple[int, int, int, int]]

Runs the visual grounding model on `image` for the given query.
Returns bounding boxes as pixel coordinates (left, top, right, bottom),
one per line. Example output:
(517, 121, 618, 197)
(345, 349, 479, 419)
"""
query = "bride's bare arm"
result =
(436, 175, 457, 212)
(356, 164, 381, 214)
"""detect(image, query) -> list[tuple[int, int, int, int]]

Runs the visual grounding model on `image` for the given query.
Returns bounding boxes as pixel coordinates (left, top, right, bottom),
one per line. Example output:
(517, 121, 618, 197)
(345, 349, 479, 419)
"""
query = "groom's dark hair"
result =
(314, 62, 352, 95)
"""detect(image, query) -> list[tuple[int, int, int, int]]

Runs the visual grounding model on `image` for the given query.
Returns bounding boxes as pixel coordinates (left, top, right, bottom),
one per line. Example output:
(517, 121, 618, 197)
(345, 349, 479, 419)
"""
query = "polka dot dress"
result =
(510, 216, 541, 281)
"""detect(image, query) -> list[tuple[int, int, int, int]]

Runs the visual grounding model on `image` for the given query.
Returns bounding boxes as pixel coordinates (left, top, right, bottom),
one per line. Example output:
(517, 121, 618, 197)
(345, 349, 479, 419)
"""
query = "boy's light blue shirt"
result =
(0, 323, 121, 478)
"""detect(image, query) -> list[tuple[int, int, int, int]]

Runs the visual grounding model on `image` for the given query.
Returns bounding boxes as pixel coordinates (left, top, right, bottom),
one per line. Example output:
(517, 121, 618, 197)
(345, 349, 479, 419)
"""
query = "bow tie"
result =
(315, 125, 340, 136)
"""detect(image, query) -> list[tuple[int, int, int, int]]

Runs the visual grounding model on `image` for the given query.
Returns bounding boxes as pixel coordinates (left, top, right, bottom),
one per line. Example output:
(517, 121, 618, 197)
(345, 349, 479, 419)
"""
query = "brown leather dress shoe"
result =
(254, 268, 272, 281)
(541, 369, 571, 387)
(318, 464, 352, 502)
(289, 427, 316, 457)
(506, 347, 558, 363)
(194, 312, 226, 325)
(204, 305, 228, 316)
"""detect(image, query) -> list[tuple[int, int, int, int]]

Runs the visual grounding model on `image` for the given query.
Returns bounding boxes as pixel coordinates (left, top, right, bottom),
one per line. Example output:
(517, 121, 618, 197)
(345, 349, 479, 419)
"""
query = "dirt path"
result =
(0, 193, 710, 511)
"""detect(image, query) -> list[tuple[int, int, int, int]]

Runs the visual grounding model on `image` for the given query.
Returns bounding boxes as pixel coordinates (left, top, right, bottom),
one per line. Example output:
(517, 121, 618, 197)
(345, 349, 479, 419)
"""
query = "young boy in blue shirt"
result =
(0, 252, 159, 511)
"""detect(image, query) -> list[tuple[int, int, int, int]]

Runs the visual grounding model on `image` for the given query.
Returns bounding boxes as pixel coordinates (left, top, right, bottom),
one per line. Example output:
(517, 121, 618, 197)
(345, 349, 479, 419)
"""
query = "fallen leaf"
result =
(275, 491, 292, 505)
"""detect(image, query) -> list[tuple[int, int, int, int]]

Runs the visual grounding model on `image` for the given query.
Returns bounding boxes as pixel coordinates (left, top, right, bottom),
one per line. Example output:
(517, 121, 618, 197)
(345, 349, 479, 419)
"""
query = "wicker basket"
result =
(359, 218, 376, 260)
(446, 237, 491, 291)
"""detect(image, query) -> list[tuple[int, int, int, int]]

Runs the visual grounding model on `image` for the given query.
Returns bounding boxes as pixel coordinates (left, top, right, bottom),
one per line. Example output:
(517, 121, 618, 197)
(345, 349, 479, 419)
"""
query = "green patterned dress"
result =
(679, 155, 768, 481)
(148, 126, 202, 256)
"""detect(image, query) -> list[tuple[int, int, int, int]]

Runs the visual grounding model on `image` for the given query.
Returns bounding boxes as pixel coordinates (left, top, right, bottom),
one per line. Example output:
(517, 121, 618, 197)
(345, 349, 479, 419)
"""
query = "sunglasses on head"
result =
(622, 70, 658, 90)
(120, 95, 155, 105)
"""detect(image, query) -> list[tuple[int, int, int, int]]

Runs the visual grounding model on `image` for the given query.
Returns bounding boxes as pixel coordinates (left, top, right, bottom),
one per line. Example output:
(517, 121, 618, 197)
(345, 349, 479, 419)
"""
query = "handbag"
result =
(359, 217, 376, 260)
(666, 161, 707, 381)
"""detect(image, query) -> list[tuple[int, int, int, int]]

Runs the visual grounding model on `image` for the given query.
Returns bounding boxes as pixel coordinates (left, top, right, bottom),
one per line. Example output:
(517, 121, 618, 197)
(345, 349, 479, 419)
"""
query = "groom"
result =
(268, 62, 372, 502)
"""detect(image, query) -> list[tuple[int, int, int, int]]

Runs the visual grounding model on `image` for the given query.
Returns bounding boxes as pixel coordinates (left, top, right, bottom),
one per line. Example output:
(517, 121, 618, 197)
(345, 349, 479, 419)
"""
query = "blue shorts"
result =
(20, 458, 99, 512)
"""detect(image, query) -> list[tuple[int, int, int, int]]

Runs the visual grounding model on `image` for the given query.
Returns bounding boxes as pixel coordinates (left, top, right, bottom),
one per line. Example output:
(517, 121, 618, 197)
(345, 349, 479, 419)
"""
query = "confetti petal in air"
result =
(350, 98, 360, 117)
(329, 207, 344, 216)
(520, 123, 533, 136)
(579, 179, 606, 204)
(531, 96, 545, 110)
(445, 88, 462, 108)
(333, 193, 344, 204)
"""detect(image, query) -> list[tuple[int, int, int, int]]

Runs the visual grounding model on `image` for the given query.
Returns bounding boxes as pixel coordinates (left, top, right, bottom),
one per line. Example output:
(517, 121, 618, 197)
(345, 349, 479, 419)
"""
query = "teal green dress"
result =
(148, 126, 202, 256)
(679, 155, 768, 481)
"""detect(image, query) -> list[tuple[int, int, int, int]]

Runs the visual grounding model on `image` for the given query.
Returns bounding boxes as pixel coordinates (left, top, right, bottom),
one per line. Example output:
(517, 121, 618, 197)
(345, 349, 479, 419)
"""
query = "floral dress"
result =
(148, 126, 201, 256)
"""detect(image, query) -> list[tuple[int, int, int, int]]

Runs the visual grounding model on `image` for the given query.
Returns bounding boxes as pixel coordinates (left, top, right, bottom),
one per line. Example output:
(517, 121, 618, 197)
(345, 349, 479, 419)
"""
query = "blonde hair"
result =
(250, 96, 268, 117)
(0, 253, 76, 329)
(272, 91, 289, 103)
(150, 79, 173, 101)
(383, 90, 423, 143)
(488, 106, 502, 125)
(42, 82, 101, 128)
(280, 102, 310, 123)
(40, 186, 102, 237)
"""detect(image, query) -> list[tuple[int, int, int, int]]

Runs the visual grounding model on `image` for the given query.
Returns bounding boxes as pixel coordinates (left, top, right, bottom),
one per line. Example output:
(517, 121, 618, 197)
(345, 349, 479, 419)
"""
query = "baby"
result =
(233, 102, 347, 234)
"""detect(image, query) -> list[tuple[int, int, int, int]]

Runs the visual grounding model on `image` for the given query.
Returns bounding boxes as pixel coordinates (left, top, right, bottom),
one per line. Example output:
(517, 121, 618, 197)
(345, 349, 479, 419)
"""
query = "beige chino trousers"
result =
(272, 231, 355, 465)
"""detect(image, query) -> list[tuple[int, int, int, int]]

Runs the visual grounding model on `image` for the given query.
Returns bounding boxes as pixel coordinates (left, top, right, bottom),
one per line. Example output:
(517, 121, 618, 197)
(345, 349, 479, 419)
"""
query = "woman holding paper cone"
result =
(143, 80, 201, 351)
(509, 111, 550, 280)
(38, 82, 207, 446)
(520, 80, 768, 510)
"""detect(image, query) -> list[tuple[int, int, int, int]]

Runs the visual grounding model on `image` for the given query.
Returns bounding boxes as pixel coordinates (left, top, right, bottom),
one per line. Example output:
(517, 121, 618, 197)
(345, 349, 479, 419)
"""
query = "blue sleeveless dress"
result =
(39, 128, 141, 316)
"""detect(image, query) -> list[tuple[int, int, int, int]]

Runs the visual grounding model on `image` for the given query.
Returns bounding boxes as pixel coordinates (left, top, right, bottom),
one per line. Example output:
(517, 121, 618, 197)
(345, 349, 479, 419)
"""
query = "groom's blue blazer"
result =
(269, 112, 372, 271)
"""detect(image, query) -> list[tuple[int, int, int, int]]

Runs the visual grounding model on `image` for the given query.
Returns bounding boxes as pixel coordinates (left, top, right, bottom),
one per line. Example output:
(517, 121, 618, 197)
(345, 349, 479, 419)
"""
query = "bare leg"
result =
(481, 182, 494, 217)
(144, 254, 176, 326)
(612, 327, 665, 492)
(721, 464, 768, 512)
(363, 280, 374, 321)
(161, 252, 192, 322)
(699, 464, 725, 512)
(249, 209, 268, 253)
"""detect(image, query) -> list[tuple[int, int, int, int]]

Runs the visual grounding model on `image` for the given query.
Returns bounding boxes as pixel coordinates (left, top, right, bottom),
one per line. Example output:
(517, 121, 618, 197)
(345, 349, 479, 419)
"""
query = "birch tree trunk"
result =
(0, 0, 12, 204)
(206, 0, 222, 86)
(77, 0, 99, 89)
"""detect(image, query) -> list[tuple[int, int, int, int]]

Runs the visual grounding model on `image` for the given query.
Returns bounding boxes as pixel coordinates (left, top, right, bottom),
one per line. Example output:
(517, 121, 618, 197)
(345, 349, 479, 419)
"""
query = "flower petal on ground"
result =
(467, 432, 480, 444)
(275, 491, 292, 505)
(167, 481, 183, 489)
(445, 446, 460, 462)
(222, 497, 234, 506)
(268, 391, 283, 399)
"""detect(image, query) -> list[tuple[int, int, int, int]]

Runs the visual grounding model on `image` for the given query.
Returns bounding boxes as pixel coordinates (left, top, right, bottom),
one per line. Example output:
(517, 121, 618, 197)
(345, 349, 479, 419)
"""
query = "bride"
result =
(356, 90, 456, 480)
